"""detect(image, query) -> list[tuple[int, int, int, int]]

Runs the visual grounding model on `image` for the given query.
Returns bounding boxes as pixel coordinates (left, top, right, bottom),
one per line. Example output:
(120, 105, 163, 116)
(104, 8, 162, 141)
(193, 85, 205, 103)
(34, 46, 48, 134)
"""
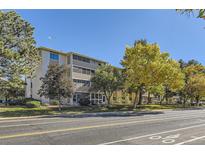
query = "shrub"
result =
(26, 101, 41, 108)
(6, 100, 25, 106)
(41, 103, 49, 106)
(50, 100, 59, 105)
(79, 98, 90, 106)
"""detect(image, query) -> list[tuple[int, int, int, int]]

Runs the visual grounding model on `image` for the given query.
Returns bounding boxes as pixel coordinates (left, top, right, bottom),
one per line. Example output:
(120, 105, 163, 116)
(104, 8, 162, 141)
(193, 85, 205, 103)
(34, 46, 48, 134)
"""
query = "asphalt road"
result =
(0, 109, 205, 145)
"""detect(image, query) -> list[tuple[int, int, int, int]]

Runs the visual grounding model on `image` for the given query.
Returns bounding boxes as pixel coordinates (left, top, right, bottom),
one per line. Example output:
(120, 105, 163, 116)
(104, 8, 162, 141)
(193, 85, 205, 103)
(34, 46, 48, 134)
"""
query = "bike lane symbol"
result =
(149, 134, 181, 144)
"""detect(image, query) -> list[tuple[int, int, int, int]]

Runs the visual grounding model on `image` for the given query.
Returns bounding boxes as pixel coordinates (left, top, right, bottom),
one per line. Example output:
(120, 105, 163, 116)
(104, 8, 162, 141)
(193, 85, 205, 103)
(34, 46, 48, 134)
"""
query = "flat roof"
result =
(38, 47, 67, 56)
(38, 46, 107, 63)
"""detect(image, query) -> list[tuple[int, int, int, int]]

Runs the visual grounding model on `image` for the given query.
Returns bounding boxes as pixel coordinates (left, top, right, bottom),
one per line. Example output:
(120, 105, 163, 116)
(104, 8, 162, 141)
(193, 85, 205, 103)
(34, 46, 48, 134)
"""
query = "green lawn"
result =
(0, 106, 56, 117)
(0, 104, 204, 118)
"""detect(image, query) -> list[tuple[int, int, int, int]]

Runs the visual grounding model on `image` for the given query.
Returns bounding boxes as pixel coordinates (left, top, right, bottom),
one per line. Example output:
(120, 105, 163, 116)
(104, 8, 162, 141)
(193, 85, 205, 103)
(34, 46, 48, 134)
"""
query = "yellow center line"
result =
(0, 115, 203, 140)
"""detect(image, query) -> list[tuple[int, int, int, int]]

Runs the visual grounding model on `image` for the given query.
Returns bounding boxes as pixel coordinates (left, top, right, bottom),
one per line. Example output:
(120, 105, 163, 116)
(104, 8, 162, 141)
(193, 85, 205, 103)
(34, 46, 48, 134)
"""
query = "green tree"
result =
(90, 64, 124, 106)
(38, 63, 73, 110)
(0, 76, 24, 105)
(0, 11, 40, 98)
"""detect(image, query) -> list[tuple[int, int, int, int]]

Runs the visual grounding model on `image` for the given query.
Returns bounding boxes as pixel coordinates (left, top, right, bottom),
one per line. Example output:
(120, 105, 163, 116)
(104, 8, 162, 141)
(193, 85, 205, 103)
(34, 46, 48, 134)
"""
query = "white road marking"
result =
(149, 136, 161, 140)
(100, 123, 205, 145)
(175, 136, 205, 145)
(149, 134, 180, 144)
(163, 134, 180, 139)
(162, 139, 175, 144)
(190, 136, 197, 139)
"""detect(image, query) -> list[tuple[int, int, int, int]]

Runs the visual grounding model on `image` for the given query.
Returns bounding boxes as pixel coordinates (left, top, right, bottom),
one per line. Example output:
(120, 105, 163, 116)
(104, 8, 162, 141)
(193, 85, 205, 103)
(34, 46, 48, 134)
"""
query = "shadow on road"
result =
(38, 111, 165, 119)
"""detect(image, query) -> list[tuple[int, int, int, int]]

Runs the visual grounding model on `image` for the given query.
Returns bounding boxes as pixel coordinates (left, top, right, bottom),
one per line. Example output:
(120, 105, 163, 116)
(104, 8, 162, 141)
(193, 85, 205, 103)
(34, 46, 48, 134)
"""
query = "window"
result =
(73, 66, 81, 73)
(90, 100, 95, 105)
(91, 93, 95, 99)
(73, 94, 77, 102)
(50, 53, 59, 60)
(73, 55, 78, 60)
(73, 79, 90, 87)
(90, 93, 106, 104)
(73, 55, 90, 63)
(82, 68, 87, 74)
(86, 69, 90, 75)
(95, 94, 99, 99)
(73, 66, 94, 76)
(103, 96, 106, 102)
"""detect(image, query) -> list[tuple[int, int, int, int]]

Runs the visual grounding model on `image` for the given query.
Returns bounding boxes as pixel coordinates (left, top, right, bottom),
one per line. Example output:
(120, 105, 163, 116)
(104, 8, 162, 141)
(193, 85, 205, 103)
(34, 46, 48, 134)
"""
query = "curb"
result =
(59, 110, 164, 118)
(1, 108, 203, 120)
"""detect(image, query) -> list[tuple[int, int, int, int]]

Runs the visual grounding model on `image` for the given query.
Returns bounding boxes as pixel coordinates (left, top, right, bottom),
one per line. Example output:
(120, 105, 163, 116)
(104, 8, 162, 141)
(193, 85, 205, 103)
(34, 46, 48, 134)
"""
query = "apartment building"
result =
(25, 47, 107, 105)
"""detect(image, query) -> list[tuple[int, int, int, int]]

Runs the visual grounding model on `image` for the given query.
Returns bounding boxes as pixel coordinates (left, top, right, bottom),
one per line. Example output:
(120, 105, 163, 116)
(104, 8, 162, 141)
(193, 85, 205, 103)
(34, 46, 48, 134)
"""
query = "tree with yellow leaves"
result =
(122, 40, 184, 108)
(183, 64, 205, 105)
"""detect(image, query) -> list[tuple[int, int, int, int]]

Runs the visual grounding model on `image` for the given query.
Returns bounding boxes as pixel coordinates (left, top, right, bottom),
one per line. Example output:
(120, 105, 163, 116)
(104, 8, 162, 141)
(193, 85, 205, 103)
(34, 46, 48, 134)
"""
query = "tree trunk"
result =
(58, 97, 62, 111)
(147, 92, 151, 104)
(164, 86, 169, 105)
(165, 94, 168, 104)
(5, 96, 8, 106)
(133, 92, 138, 109)
(30, 72, 33, 99)
(107, 97, 111, 107)
(160, 95, 165, 105)
(138, 88, 143, 105)
(179, 96, 183, 104)
(190, 97, 195, 107)
(196, 96, 200, 106)
(183, 97, 186, 108)
(105, 92, 112, 108)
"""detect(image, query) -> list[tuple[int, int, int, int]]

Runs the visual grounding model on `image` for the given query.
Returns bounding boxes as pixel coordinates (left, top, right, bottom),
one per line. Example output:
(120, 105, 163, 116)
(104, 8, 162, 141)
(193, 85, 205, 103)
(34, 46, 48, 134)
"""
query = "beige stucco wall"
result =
(26, 50, 50, 103)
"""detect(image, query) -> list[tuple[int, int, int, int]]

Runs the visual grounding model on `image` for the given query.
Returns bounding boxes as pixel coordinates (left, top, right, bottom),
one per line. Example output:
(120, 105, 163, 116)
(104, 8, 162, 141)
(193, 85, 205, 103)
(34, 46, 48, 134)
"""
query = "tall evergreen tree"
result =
(0, 11, 41, 97)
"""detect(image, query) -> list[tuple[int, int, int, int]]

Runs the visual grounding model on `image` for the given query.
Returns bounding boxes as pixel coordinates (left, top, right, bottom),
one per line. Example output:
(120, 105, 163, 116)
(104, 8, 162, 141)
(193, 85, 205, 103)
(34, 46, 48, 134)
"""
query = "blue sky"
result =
(15, 9, 205, 67)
